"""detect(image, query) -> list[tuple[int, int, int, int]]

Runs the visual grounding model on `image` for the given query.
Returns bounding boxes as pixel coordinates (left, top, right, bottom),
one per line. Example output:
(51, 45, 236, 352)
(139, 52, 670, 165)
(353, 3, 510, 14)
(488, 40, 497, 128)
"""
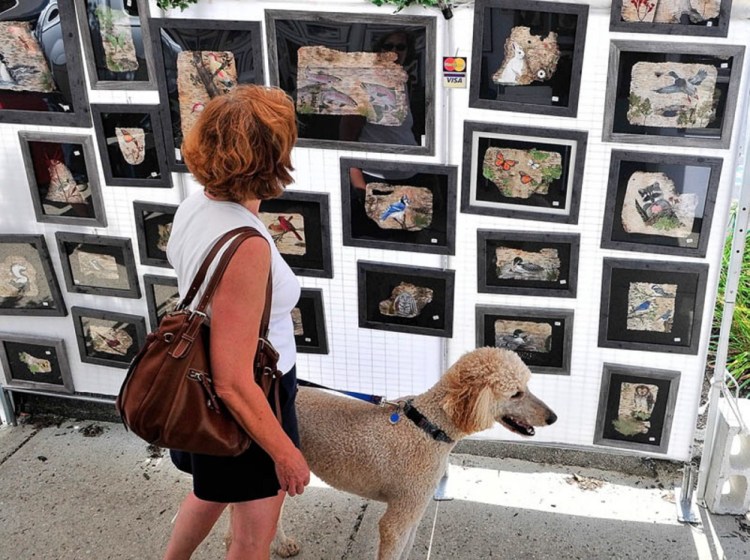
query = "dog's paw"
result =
(274, 536, 300, 558)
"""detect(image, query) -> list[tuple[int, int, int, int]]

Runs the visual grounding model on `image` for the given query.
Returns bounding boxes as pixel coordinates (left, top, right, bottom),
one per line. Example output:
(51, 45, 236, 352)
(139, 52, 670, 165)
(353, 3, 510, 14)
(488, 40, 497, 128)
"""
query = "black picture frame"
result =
(594, 362, 680, 454)
(71, 306, 146, 369)
(18, 131, 107, 228)
(601, 150, 723, 258)
(475, 304, 574, 376)
(461, 121, 587, 224)
(55, 232, 141, 299)
(357, 261, 454, 338)
(599, 258, 709, 354)
(0, 234, 67, 317)
(133, 201, 177, 268)
(477, 230, 579, 298)
(143, 274, 179, 331)
(469, 0, 588, 118)
(74, 0, 156, 89)
(149, 18, 265, 171)
(91, 104, 172, 188)
(0, 333, 74, 393)
(603, 40, 745, 149)
(609, 0, 732, 37)
(259, 190, 333, 278)
(340, 158, 457, 255)
(266, 10, 436, 156)
(0, 0, 91, 127)
(293, 288, 329, 354)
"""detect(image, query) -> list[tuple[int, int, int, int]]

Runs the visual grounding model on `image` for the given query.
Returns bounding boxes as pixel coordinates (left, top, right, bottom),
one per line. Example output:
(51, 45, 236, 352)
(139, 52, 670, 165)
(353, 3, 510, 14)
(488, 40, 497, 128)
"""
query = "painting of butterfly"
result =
(482, 147, 562, 199)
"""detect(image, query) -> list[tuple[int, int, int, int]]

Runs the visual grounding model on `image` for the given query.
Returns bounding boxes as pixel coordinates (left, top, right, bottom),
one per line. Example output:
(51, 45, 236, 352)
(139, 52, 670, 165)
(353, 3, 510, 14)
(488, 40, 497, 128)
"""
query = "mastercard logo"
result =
(443, 57, 466, 72)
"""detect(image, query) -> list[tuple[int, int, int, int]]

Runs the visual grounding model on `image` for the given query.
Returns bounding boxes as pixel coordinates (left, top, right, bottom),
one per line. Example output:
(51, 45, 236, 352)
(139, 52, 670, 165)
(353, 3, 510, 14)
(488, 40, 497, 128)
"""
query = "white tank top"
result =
(166, 190, 300, 373)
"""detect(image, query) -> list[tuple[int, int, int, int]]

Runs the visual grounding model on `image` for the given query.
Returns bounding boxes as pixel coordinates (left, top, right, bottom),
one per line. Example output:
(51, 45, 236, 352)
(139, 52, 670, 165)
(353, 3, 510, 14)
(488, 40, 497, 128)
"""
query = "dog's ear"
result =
(442, 385, 496, 434)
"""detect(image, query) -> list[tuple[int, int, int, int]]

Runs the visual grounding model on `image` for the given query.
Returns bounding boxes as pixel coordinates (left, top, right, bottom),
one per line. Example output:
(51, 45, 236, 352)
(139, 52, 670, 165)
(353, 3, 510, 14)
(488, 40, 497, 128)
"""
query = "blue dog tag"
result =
(389, 412, 401, 424)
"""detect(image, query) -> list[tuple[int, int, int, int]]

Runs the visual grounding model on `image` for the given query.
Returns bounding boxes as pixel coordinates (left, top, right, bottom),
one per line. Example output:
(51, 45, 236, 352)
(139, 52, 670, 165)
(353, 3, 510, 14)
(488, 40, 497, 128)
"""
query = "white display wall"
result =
(0, 0, 748, 462)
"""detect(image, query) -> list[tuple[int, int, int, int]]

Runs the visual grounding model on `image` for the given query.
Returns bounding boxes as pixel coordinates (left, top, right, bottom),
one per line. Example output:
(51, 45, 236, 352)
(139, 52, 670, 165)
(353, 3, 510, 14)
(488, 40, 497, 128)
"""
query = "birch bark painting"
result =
(259, 212, 307, 256)
(0, 256, 40, 299)
(176, 51, 238, 140)
(621, 0, 720, 23)
(627, 61, 717, 128)
(45, 160, 87, 205)
(494, 247, 561, 281)
(296, 46, 409, 126)
(94, 6, 138, 73)
(115, 127, 146, 165)
(364, 183, 433, 231)
(492, 26, 560, 86)
(482, 146, 563, 199)
(626, 281, 677, 332)
(0, 22, 56, 93)
(379, 282, 433, 318)
(621, 171, 697, 238)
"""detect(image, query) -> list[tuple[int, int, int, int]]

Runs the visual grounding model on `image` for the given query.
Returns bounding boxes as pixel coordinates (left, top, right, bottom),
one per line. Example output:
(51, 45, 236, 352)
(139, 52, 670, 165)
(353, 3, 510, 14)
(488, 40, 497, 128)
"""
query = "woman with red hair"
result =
(163, 85, 310, 560)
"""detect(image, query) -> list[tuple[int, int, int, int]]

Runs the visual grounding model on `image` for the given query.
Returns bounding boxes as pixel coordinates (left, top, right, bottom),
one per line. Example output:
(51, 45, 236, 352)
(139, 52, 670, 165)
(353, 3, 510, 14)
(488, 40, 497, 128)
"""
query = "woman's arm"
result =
(209, 236, 310, 496)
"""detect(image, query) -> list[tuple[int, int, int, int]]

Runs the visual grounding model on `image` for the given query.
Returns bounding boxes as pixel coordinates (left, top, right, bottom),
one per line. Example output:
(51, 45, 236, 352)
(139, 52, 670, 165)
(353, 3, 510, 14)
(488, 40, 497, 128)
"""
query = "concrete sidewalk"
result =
(0, 419, 748, 560)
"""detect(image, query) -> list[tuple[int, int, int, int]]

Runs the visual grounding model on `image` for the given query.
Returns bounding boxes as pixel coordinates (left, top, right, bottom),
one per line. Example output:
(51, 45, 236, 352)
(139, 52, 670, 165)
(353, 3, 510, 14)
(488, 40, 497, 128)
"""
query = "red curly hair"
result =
(182, 85, 297, 202)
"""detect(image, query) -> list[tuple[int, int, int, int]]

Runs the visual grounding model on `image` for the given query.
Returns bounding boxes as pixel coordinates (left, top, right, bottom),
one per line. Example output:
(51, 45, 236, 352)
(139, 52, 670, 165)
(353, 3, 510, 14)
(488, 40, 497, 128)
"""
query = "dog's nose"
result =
(546, 411, 557, 425)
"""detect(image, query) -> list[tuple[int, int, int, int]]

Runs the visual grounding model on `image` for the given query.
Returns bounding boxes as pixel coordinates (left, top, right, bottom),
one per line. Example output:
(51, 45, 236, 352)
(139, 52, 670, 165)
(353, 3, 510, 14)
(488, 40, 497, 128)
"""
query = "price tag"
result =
(150, 172, 159, 178)
(304, 337, 311, 343)
(432, 315, 440, 321)
(554, 321, 561, 326)
(674, 337, 682, 342)
(431, 239, 438, 244)
(552, 201, 560, 207)
(551, 96, 559, 102)
(560, 279, 567, 285)
(73, 150, 81, 156)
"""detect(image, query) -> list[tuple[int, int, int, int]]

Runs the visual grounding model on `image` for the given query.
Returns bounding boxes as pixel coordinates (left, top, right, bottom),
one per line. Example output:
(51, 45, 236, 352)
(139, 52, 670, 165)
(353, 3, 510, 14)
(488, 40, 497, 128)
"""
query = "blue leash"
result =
(296, 378, 390, 406)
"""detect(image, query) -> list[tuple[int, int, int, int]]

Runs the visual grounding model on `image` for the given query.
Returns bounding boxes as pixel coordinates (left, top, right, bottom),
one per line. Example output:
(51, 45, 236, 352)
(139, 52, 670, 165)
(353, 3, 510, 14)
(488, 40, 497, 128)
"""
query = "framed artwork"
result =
(293, 288, 329, 354)
(0, 333, 74, 393)
(340, 158, 457, 255)
(149, 18, 265, 171)
(603, 41, 745, 148)
(143, 274, 179, 331)
(594, 363, 680, 454)
(601, 150, 723, 258)
(55, 232, 141, 299)
(609, 0, 732, 37)
(18, 131, 107, 227)
(75, 0, 155, 89)
(259, 191, 333, 278)
(469, 0, 588, 118)
(0, 234, 67, 317)
(0, 0, 91, 127)
(133, 201, 177, 268)
(91, 104, 172, 188)
(71, 306, 146, 369)
(266, 10, 436, 155)
(599, 258, 709, 354)
(461, 121, 587, 224)
(475, 304, 574, 375)
(477, 230, 580, 298)
(358, 261, 454, 338)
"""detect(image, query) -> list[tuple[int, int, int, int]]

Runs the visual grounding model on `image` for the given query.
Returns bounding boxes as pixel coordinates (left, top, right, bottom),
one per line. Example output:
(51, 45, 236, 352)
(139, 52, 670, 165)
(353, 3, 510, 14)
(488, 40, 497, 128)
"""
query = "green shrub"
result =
(710, 204, 750, 397)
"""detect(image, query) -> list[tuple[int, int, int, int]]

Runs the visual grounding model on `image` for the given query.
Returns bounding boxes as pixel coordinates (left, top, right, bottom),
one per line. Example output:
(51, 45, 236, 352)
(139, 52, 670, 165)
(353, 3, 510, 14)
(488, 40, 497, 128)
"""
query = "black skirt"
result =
(170, 366, 300, 503)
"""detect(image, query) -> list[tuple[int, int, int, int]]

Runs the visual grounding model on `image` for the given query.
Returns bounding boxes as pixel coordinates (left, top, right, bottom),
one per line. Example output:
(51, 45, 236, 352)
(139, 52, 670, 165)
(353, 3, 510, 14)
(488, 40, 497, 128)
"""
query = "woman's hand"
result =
(273, 446, 311, 497)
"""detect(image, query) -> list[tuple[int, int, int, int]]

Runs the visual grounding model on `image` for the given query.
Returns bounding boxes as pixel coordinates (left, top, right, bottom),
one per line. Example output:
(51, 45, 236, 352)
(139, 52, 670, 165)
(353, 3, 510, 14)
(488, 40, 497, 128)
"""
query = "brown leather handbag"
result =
(116, 226, 282, 457)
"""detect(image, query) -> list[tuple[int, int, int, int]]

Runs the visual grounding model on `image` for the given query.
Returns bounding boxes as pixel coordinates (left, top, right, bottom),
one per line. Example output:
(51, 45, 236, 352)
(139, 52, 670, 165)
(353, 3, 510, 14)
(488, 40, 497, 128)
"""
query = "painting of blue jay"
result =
(379, 195, 409, 226)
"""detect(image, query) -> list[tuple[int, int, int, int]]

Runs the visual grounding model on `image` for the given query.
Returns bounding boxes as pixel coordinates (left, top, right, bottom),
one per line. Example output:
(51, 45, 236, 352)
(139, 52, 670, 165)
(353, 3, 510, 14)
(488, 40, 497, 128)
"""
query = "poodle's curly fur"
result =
(269, 347, 557, 560)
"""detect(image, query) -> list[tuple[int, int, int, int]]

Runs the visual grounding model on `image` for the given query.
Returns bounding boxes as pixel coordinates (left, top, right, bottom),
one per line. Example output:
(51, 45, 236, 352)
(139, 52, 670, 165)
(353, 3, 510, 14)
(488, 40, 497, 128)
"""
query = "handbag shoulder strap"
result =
(181, 226, 273, 338)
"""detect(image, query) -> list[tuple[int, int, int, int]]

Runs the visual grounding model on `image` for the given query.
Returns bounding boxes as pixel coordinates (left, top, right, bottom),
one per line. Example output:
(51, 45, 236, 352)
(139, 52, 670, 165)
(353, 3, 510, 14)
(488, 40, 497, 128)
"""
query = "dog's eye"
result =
(511, 391, 524, 399)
